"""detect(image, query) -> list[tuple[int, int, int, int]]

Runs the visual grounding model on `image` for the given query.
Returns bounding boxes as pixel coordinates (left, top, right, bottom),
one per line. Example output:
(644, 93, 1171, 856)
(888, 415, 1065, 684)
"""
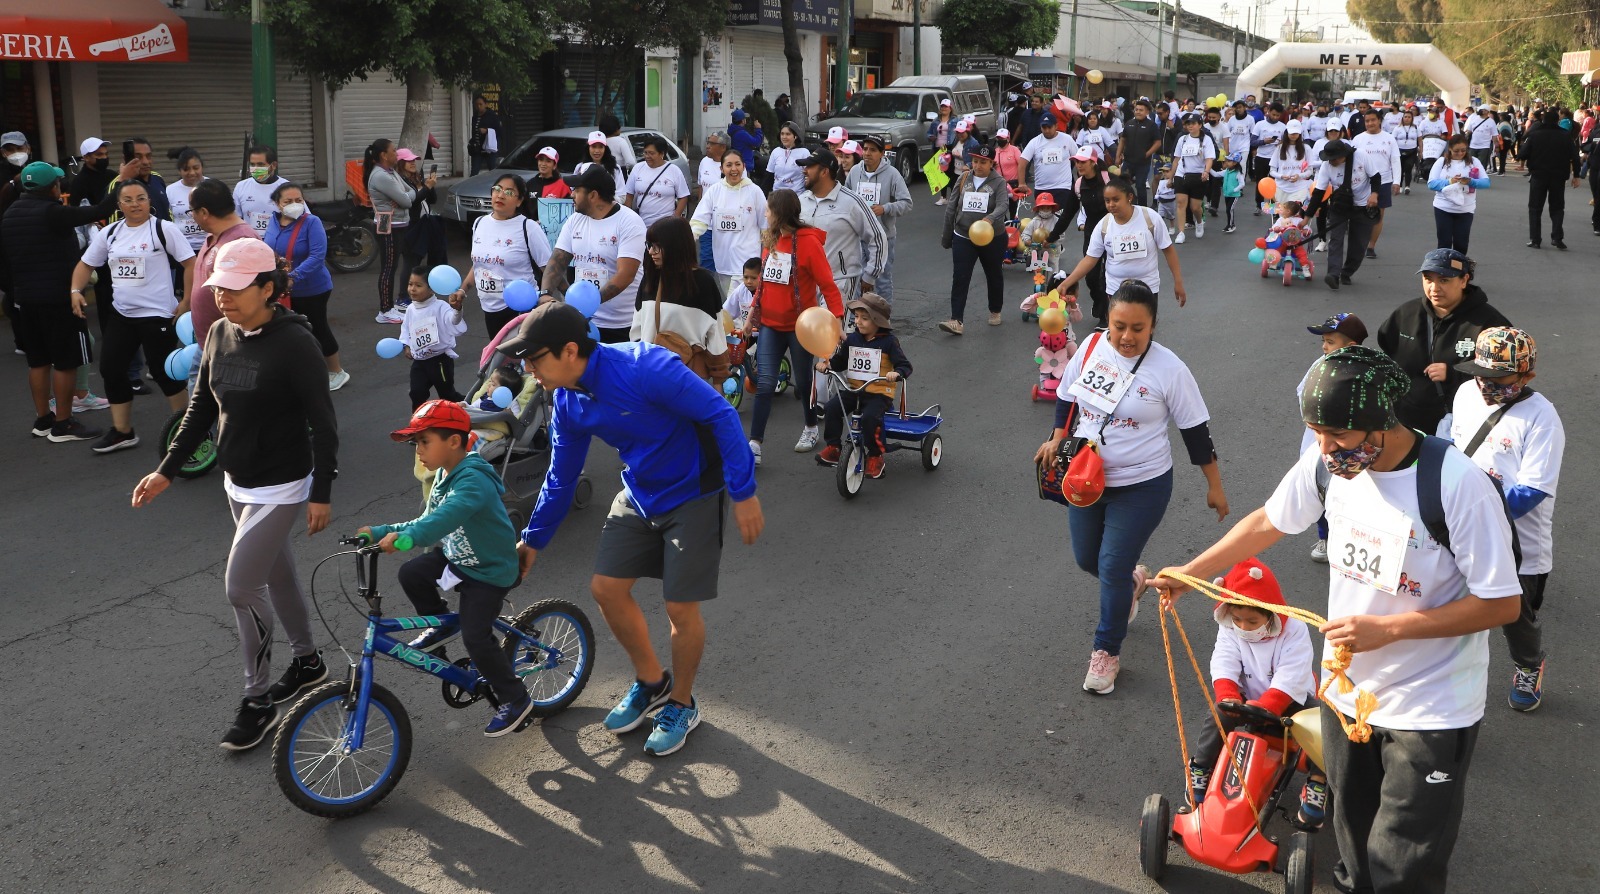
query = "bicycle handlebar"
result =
(821, 369, 891, 393)
(343, 533, 414, 552)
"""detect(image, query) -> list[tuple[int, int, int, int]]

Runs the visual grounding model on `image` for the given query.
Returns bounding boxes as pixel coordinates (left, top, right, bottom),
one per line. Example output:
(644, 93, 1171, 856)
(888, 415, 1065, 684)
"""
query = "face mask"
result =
(280, 202, 306, 220)
(91, 156, 109, 170)
(1477, 377, 1525, 405)
(1322, 438, 1382, 478)
(1234, 624, 1273, 644)
(5, 152, 26, 167)
(250, 165, 271, 182)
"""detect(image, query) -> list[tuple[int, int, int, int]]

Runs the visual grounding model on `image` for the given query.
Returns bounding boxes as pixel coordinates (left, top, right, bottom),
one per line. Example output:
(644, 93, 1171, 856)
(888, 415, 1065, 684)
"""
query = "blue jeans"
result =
(1068, 468, 1173, 655)
(1433, 208, 1473, 254)
(874, 235, 896, 303)
(698, 230, 715, 269)
(1125, 160, 1152, 206)
(749, 327, 817, 442)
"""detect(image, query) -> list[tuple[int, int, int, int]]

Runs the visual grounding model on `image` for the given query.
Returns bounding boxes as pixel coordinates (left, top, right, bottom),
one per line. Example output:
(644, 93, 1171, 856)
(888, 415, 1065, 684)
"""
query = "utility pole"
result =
(1168, 0, 1181, 94)
(833, 0, 853, 111)
(250, 0, 277, 150)
(1068, 0, 1080, 95)
(913, 0, 922, 76)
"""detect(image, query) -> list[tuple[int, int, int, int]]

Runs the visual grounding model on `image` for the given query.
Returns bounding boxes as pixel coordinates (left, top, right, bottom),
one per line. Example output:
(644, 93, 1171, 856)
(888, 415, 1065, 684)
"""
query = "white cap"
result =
(955, 120, 970, 133)
(536, 146, 559, 161)
(1286, 120, 1303, 135)
(840, 140, 862, 156)
(995, 128, 1011, 140)
(939, 98, 952, 108)
(586, 131, 607, 145)
(826, 125, 847, 144)
(79, 137, 107, 156)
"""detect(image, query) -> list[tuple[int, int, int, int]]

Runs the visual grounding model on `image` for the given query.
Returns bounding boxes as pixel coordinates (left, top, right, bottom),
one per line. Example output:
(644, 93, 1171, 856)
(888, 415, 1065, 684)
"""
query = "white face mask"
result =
(280, 202, 306, 220)
(5, 152, 26, 167)
(1233, 623, 1273, 644)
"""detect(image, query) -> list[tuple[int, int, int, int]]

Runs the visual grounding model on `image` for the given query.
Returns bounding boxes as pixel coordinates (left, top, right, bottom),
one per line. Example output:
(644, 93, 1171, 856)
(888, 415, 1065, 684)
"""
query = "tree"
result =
(221, 0, 556, 168)
(936, 0, 1059, 56)
(552, 0, 728, 128)
(780, 0, 812, 130)
(1177, 52, 1221, 94)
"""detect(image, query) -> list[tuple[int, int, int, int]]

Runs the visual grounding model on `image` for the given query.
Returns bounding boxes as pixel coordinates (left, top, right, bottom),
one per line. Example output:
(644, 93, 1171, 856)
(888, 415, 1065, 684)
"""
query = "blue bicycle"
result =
(271, 536, 595, 818)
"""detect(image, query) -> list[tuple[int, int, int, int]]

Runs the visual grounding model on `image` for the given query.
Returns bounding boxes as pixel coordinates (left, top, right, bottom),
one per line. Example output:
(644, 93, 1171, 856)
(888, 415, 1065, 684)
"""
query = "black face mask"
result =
(91, 156, 109, 171)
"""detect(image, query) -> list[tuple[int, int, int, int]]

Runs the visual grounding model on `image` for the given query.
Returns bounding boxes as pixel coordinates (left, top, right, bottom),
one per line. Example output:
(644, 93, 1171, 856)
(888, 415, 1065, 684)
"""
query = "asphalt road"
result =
(3, 173, 1596, 894)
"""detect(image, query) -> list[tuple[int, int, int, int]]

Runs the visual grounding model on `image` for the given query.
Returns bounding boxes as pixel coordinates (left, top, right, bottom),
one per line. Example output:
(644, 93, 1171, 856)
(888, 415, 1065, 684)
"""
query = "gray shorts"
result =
(594, 489, 727, 602)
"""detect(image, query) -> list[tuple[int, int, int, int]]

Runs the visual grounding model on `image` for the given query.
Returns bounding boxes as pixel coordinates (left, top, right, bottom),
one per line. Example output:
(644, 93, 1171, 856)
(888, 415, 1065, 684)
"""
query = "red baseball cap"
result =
(391, 399, 472, 442)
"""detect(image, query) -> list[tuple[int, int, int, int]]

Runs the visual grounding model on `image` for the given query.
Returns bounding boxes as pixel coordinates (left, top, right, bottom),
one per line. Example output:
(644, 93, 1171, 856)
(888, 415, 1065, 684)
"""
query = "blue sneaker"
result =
(484, 693, 534, 738)
(1509, 661, 1544, 712)
(643, 698, 701, 757)
(1296, 779, 1328, 829)
(1188, 762, 1210, 806)
(603, 672, 673, 734)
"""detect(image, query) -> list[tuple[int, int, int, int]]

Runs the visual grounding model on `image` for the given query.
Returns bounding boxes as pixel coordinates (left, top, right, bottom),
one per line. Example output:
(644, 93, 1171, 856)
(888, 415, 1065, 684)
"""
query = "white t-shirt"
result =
(605, 135, 637, 172)
(1382, 111, 1403, 133)
(1465, 114, 1497, 149)
(625, 161, 690, 227)
(555, 203, 647, 329)
(1059, 337, 1209, 487)
(1269, 149, 1314, 201)
(166, 179, 209, 251)
(1172, 134, 1215, 174)
(1077, 127, 1113, 159)
(690, 179, 767, 277)
(574, 162, 627, 199)
(1446, 385, 1564, 574)
(1264, 447, 1523, 730)
(1225, 115, 1254, 155)
(1350, 130, 1402, 183)
(81, 218, 196, 318)
(233, 175, 288, 236)
(722, 281, 755, 326)
(1211, 616, 1318, 705)
(766, 147, 812, 193)
(697, 156, 723, 194)
(1313, 149, 1385, 204)
(225, 474, 312, 506)
(1303, 116, 1329, 142)
(1252, 119, 1287, 159)
(1428, 156, 1488, 214)
(1086, 206, 1172, 295)
(1392, 125, 1419, 151)
(1417, 118, 1450, 159)
(399, 296, 467, 361)
(470, 214, 552, 313)
(1021, 132, 1080, 190)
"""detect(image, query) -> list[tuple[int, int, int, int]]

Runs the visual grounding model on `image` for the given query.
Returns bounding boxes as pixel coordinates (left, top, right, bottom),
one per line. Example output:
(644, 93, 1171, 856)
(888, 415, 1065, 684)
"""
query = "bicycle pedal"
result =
(514, 715, 538, 732)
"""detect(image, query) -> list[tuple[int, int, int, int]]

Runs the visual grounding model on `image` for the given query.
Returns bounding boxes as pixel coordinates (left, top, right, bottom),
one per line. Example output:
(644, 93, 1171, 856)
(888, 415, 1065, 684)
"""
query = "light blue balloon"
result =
(376, 337, 405, 359)
(566, 281, 602, 319)
(427, 265, 463, 297)
(723, 378, 738, 395)
(490, 386, 515, 409)
(175, 312, 196, 347)
(183, 343, 200, 364)
(1247, 248, 1266, 264)
(163, 348, 192, 381)
(504, 279, 539, 312)
(587, 321, 601, 341)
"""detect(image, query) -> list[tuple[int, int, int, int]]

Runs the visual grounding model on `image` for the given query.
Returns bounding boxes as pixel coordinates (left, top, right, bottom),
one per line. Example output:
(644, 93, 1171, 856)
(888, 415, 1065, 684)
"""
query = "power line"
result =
(1358, 8, 1586, 26)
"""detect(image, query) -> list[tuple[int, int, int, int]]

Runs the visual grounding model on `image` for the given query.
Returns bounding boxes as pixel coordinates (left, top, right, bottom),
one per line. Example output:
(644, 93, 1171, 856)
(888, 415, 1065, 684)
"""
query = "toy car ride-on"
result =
(819, 370, 943, 499)
(1140, 700, 1322, 894)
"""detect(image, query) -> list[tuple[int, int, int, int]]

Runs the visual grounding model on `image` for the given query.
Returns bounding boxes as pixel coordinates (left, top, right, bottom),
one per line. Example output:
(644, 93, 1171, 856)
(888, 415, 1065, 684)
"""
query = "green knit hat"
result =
(1299, 345, 1410, 431)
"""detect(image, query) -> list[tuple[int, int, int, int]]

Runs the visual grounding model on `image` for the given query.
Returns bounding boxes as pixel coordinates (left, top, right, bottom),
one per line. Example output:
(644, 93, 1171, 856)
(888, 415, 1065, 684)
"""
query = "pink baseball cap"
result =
(204, 238, 277, 290)
(939, 98, 952, 108)
(536, 146, 559, 162)
(840, 140, 862, 156)
(1070, 147, 1099, 162)
(826, 125, 848, 144)
(955, 120, 970, 133)
(395, 148, 420, 162)
(996, 128, 1011, 140)
(586, 131, 607, 145)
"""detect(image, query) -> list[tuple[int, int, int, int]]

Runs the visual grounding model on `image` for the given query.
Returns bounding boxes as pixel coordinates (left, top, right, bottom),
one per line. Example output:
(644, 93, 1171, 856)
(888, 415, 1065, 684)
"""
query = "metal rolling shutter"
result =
(333, 76, 458, 175)
(99, 39, 315, 185)
(726, 31, 788, 110)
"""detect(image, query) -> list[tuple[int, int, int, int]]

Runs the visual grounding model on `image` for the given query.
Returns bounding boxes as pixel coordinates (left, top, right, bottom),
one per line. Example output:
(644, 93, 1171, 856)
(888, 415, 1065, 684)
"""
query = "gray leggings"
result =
(226, 498, 316, 698)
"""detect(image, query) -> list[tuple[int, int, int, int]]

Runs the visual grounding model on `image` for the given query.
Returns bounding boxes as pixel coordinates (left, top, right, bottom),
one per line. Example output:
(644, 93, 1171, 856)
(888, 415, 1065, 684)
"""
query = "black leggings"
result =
(376, 228, 404, 312)
(597, 326, 631, 344)
(484, 307, 519, 340)
(292, 290, 339, 357)
(100, 308, 184, 404)
(949, 233, 1005, 321)
(1400, 150, 1418, 188)
(409, 355, 462, 408)
(398, 550, 523, 706)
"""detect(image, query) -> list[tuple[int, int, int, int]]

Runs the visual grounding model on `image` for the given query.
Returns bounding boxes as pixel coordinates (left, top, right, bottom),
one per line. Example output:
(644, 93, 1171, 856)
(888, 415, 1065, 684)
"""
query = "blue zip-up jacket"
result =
(265, 212, 335, 297)
(370, 452, 519, 587)
(730, 123, 762, 170)
(522, 342, 757, 549)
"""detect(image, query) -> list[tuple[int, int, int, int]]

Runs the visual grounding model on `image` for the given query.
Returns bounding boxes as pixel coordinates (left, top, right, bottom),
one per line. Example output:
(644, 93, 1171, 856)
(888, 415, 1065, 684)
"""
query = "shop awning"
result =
(1072, 58, 1161, 80)
(0, 0, 188, 63)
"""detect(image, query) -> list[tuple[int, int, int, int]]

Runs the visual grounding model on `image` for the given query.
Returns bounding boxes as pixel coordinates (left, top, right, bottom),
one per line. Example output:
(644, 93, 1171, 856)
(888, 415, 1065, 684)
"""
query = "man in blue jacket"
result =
(504, 302, 764, 757)
(729, 109, 762, 171)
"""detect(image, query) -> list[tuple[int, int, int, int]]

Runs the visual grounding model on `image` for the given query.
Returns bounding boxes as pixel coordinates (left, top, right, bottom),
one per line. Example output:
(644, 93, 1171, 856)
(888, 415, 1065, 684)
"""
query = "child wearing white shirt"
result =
(721, 259, 760, 329)
(401, 266, 469, 408)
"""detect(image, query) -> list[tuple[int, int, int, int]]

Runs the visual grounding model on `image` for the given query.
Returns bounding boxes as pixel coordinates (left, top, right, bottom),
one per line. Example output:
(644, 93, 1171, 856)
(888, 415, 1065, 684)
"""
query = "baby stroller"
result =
(414, 315, 593, 533)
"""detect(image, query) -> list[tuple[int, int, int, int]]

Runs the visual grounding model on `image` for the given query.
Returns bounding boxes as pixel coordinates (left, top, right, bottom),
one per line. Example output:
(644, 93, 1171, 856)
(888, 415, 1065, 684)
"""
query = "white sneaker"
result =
(1311, 539, 1329, 563)
(1084, 650, 1120, 695)
(1175, 231, 1187, 244)
(51, 393, 110, 414)
(1130, 565, 1151, 623)
(1313, 240, 1328, 253)
(375, 309, 405, 324)
(794, 425, 819, 452)
(1194, 220, 1205, 239)
(749, 439, 762, 467)
(328, 370, 351, 392)
(934, 197, 947, 206)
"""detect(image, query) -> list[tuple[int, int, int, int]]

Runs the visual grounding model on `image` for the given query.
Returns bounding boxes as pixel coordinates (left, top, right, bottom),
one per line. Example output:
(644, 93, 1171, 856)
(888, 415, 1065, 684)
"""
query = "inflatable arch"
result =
(1236, 43, 1471, 110)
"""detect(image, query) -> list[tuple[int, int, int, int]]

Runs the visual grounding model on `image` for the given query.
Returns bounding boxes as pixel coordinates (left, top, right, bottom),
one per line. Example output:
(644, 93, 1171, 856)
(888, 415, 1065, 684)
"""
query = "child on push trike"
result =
(814, 294, 912, 479)
(359, 399, 534, 738)
(1189, 557, 1328, 828)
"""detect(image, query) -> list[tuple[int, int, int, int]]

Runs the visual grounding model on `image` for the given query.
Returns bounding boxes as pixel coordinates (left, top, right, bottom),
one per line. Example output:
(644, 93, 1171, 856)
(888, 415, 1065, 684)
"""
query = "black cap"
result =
(968, 142, 995, 160)
(1306, 312, 1369, 343)
(857, 134, 885, 150)
(496, 301, 593, 360)
(573, 165, 616, 201)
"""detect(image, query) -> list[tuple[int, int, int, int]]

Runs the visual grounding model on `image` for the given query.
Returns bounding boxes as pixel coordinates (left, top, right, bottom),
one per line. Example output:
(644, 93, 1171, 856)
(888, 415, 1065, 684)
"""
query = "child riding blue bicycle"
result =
(815, 294, 912, 480)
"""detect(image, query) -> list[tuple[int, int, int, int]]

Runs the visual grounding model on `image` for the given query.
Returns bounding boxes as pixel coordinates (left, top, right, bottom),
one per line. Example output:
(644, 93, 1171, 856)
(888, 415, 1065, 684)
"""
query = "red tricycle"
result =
(1139, 701, 1320, 893)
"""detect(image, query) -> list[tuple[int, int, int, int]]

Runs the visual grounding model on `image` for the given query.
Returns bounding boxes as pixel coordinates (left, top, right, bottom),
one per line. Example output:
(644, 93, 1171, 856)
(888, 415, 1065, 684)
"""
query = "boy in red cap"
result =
(359, 399, 531, 738)
(1188, 557, 1328, 828)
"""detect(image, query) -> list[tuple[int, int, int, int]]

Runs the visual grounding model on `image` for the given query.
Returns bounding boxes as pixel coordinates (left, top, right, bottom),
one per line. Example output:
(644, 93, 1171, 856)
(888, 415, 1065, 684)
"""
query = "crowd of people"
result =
(1, 83, 1586, 892)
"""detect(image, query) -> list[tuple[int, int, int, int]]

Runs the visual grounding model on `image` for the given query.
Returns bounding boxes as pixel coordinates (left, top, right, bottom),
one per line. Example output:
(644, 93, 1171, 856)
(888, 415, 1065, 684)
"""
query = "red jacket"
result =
(755, 226, 843, 331)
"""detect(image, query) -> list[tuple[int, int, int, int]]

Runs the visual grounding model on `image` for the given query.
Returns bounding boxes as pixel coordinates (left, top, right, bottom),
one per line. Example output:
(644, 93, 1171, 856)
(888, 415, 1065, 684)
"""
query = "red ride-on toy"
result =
(1140, 701, 1319, 894)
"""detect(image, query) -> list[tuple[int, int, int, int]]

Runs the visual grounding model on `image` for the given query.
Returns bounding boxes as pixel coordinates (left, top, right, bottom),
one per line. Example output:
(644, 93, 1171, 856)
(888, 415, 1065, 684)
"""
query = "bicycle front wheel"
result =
(503, 599, 596, 716)
(272, 680, 412, 819)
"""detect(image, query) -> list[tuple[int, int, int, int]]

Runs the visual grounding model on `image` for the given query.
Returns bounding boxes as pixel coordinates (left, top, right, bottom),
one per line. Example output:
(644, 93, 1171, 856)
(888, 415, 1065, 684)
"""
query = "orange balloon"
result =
(1257, 177, 1277, 201)
(1039, 307, 1067, 334)
(795, 305, 843, 358)
(968, 220, 995, 246)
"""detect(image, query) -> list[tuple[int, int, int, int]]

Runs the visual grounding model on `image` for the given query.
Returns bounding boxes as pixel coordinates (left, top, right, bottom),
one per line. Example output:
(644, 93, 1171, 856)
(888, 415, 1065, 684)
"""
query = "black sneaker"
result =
(128, 379, 152, 396)
(31, 414, 54, 437)
(219, 697, 280, 751)
(90, 428, 140, 454)
(47, 417, 103, 442)
(1364, 248, 1377, 259)
(1340, 274, 1353, 285)
(1552, 240, 1567, 251)
(266, 652, 329, 704)
(407, 626, 459, 656)
(1526, 241, 1541, 249)
(1324, 273, 1341, 290)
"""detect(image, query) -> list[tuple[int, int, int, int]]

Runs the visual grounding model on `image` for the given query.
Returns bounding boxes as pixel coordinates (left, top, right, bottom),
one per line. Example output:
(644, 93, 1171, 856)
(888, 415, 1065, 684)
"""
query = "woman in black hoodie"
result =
(133, 238, 339, 753)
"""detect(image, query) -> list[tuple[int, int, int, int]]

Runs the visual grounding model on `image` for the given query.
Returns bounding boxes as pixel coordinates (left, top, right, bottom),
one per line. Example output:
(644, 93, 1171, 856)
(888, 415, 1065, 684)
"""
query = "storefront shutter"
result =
(332, 76, 458, 176)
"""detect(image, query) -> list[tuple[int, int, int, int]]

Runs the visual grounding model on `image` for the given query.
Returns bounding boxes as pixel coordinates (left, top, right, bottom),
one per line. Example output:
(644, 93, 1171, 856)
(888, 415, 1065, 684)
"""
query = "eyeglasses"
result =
(645, 243, 662, 253)
(489, 185, 519, 196)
